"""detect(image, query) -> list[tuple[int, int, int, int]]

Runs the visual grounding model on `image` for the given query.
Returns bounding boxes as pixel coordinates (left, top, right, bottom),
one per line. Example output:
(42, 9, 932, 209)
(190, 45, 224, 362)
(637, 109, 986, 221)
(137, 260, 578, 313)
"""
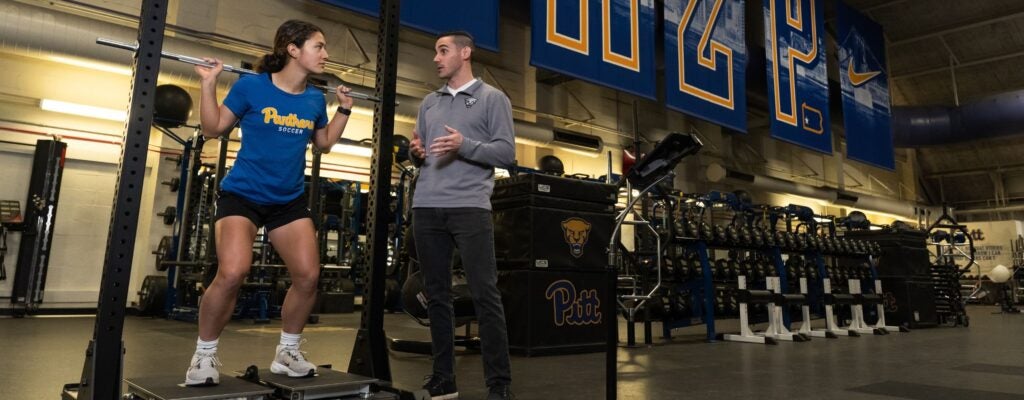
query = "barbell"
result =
(96, 37, 384, 103)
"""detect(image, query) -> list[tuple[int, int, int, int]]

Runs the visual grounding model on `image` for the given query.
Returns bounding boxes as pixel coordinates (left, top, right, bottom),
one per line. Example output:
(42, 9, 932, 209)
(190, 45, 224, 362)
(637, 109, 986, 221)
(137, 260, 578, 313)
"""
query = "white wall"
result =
(957, 220, 1024, 276)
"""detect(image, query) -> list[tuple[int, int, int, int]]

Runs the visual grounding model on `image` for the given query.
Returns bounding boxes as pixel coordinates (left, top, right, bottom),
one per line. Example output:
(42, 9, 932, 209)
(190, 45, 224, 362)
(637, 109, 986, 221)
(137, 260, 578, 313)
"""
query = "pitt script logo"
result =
(262, 107, 314, 135)
(545, 280, 601, 327)
(561, 217, 592, 258)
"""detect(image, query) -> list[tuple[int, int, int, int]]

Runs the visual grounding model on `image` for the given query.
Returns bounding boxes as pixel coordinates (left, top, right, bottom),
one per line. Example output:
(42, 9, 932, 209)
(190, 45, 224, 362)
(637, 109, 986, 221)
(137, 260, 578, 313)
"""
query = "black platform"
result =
(254, 368, 379, 399)
(124, 368, 400, 400)
(124, 374, 273, 400)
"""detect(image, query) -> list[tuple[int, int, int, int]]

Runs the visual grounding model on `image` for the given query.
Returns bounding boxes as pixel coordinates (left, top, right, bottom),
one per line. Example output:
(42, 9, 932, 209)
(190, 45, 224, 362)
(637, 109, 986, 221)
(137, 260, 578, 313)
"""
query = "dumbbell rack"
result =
(656, 220, 885, 343)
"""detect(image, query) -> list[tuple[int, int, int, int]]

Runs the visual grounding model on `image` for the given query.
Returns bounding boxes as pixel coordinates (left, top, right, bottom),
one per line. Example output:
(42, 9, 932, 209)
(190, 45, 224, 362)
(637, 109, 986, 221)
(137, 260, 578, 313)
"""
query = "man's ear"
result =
(461, 45, 472, 61)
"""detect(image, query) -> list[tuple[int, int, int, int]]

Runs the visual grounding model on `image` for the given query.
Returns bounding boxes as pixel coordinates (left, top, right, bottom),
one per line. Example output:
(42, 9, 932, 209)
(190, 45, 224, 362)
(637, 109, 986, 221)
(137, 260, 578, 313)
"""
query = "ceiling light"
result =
(48, 55, 131, 76)
(331, 141, 373, 157)
(40, 99, 126, 122)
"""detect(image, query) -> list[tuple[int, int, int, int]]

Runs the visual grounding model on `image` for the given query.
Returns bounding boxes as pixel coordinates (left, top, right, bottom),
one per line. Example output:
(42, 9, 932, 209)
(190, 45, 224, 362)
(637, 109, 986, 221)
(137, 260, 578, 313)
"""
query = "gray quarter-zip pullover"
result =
(411, 79, 516, 210)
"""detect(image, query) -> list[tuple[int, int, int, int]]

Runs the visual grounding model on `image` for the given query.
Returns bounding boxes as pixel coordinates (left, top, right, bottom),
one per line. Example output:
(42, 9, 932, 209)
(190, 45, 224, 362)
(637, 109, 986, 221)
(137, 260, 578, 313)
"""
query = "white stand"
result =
(816, 278, 859, 337)
(723, 276, 776, 345)
(797, 277, 836, 338)
(841, 279, 887, 335)
(761, 277, 808, 342)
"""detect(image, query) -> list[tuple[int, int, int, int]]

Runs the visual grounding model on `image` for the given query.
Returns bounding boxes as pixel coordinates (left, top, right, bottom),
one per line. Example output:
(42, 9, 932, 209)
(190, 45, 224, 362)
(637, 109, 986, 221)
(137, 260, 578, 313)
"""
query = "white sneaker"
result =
(270, 344, 317, 378)
(184, 351, 221, 386)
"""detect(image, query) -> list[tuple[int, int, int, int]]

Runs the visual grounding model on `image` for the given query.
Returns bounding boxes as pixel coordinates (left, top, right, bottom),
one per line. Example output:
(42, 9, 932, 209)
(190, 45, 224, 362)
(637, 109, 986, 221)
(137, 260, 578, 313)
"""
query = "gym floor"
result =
(2, 306, 1022, 399)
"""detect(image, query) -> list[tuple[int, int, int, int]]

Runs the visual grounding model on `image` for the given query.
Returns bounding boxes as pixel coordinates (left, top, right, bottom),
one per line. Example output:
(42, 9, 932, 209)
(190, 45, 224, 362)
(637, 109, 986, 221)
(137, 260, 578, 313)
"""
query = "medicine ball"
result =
(539, 155, 565, 176)
(154, 85, 193, 128)
(394, 135, 411, 162)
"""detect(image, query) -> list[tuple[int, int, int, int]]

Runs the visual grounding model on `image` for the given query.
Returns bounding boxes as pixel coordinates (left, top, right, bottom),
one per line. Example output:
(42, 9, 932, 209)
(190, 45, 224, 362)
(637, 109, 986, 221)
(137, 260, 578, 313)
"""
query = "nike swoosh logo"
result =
(848, 59, 881, 86)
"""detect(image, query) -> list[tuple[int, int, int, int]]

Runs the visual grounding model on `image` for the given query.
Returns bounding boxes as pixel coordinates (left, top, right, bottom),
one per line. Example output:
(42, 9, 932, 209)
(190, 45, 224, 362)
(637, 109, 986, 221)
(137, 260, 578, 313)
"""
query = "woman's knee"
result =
(289, 266, 320, 291)
(213, 264, 250, 288)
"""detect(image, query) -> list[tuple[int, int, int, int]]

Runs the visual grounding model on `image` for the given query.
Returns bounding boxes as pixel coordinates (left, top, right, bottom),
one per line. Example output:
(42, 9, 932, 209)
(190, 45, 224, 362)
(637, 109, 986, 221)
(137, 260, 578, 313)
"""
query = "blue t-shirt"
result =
(220, 73, 328, 205)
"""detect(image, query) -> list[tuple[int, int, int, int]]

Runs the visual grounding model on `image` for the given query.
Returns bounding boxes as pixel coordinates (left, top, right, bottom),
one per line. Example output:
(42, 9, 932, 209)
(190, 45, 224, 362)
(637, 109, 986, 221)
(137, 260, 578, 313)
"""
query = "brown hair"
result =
(256, 20, 323, 73)
(437, 30, 475, 52)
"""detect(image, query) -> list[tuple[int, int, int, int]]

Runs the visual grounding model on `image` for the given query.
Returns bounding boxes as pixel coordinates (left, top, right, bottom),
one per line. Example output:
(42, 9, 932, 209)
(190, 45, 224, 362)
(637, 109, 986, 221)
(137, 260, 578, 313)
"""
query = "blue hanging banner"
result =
(665, 0, 748, 133)
(530, 0, 657, 99)
(837, 1, 895, 170)
(763, 0, 831, 153)
(317, 0, 500, 51)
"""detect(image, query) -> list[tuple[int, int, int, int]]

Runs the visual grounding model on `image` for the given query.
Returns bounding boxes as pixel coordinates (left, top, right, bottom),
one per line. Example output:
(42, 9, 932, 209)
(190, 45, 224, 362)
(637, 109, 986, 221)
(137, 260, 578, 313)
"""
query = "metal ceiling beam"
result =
(864, 0, 911, 12)
(925, 163, 1024, 179)
(890, 9, 1024, 46)
(892, 48, 1024, 80)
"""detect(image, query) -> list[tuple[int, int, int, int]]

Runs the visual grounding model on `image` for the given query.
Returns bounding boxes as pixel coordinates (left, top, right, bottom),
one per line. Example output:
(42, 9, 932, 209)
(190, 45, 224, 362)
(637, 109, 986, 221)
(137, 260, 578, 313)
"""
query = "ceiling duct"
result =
(513, 120, 554, 147)
(705, 162, 919, 217)
(891, 89, 1024, 147)
(552, 129, 603, 156)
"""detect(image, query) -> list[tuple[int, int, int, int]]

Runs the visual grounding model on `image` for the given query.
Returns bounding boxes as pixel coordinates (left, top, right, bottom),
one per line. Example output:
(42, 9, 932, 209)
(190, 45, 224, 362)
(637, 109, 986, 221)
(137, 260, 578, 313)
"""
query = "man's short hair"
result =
(437, 30, 475, 50)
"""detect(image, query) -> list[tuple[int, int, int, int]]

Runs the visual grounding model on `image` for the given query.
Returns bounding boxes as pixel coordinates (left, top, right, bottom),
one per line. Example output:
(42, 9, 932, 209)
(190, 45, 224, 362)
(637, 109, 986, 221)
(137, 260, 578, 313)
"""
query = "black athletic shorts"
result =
(214, 191, 312, 231)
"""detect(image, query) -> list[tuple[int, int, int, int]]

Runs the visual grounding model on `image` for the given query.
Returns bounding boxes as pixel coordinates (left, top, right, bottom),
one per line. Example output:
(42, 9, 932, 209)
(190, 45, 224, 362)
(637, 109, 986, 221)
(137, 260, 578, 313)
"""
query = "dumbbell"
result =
(699, 222, 713, 241)
(746, 260, 761, 281)
(671, 292, 691, 320)
(786, 258, 801, 282)
(727, 291, 739, 315)
(738, 225, 753, 246)
(790, 232, 806, 250)
(684, 220, 699, 238)
(715, 289, 727, 314)
(738, 259, 751, 278)
(870, 241, 882, 256)
(160, 177, 180, 192)
(764, 260, 779, 277)
(662, 257, 677, 281)
(725, 225, 740, 245)
(156, 206, 176, 225)
(782, 231, 796, 250)
(690, 256, 704, 280)
(727, 259, 741, 281)
(824, 235, 836, 253)
(762, 229, 777, 247)
(805, 233, 820, 251)
(803, 262, 817, 281)
(847, 240, 860, 254)
(714, 259, 729, 281)
(713, 225, 728, 245)
(750, 227, 764, 247)
(674, 255, 690, 281)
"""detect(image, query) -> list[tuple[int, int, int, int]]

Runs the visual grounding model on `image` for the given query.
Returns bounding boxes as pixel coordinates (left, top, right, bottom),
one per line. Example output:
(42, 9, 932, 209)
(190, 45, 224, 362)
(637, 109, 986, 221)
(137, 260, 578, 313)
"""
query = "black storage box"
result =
(876, 246, 931, 277)
(846, 229, 930, 277)
(492, 194, 614, 214)
(498, 269, 609, 356)
(880, 277, 938, 329)
(319, 291, 355, 314)
(494, 205, 613, 270)
(493, 174, 617, 205)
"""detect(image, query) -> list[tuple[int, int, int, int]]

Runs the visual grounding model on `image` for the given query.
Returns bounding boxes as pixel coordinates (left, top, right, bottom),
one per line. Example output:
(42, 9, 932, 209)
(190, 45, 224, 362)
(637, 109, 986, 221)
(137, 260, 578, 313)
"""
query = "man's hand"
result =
(194, 58, 224, 83)
(410, 129, 426, 160)
(430, 125, 464, 156)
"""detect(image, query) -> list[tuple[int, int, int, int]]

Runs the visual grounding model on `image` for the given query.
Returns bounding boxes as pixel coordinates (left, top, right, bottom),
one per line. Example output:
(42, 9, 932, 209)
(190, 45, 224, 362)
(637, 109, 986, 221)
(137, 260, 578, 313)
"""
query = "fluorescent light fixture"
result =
(332, 142, 373, 157)
(556, 146, 601, 158)
(48, 55, 131, 76)
(40, 99, 126, 122)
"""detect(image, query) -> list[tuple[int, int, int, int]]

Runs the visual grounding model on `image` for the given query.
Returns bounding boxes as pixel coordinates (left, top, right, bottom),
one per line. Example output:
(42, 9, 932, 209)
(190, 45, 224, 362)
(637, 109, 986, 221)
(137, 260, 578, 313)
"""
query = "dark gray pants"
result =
(412, 207, 511, 387)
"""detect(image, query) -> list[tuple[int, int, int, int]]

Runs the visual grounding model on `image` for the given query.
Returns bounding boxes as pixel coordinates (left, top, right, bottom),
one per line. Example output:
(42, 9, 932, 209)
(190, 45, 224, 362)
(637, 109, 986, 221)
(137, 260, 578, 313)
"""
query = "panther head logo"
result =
(561, 217, 592, 258)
